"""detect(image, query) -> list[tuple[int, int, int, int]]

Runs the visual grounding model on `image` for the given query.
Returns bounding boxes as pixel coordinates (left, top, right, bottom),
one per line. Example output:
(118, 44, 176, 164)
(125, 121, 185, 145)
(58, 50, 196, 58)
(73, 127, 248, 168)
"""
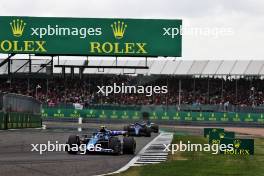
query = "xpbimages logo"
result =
(28, 20, 128, 39)
(9, 18, 102, 39)
(30, 25, 102, 39)
(31, 141, 102, 155)
(164, 141, 234, 154)
(97, 83, 168, 96)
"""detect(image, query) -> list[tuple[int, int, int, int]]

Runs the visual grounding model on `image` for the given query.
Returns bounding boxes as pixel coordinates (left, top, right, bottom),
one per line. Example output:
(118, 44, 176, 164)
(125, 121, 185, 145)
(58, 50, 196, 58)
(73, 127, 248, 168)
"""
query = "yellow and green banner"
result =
(205, 127, 254, 155)
(220, 138, 254, 155)
(42, 108, 264, 123)
(0, 16, 182, 57)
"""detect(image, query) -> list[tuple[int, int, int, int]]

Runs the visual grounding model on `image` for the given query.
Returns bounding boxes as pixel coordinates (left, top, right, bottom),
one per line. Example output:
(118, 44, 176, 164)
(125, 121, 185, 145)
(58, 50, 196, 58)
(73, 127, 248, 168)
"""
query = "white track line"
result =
(95, 132, 173, 176)
(94, 133, 163, 176)
(134, 132, 173, 166)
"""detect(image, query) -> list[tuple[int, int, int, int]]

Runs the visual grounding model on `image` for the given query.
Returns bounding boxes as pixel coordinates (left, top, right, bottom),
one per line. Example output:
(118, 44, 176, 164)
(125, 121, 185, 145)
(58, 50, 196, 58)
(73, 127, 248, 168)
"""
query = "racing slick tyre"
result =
(145, 127, 151, 137)
(123, 137, 136, 154)
(152, 124, 159, 133)
(109, 137, 121, 155)
(67, 135, 80, 154)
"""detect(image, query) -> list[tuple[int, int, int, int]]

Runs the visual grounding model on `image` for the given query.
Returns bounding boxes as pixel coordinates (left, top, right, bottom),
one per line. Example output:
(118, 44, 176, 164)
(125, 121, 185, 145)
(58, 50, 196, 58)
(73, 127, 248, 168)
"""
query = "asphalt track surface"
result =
(0, 123, 158, 176)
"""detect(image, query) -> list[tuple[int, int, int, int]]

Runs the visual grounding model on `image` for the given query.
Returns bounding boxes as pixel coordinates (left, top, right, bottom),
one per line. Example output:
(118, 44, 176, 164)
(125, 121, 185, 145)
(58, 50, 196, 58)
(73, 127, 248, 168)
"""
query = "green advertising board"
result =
(209, 131, 235, 144)
(0, 16, 182, 57)
(42, 108, 264, 124)
(204, 128, 224, 138)
(220, 138, 254, 155)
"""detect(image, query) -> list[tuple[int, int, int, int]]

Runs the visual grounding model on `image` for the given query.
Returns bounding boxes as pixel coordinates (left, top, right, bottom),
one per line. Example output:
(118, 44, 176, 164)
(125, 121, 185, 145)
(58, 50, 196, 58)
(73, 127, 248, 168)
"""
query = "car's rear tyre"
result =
(109, 137, 121, 155)
(67, 135, 80, 154)
(123, 137, 136, 154)
(145, 127, 151, 137)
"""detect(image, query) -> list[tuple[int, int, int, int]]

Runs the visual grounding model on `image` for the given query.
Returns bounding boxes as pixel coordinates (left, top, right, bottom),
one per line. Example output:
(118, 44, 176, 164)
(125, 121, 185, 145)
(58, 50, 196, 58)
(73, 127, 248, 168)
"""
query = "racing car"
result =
(66, 126, 136, 155)
(123, 122, 152, 137)
(145, 121, 159, 133)
(141, 112, 159, 133)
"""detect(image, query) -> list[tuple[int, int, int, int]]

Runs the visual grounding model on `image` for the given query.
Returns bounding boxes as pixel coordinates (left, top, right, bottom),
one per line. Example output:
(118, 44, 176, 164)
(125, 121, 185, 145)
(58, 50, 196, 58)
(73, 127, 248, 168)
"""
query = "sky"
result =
(0, 0, 264, 59)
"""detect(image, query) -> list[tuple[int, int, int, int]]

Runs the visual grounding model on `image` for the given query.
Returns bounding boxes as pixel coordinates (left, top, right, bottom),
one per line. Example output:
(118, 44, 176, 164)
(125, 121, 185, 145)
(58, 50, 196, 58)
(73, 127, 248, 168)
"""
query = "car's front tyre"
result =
(123, 137, 136, 154)
(109, 137, 121, 155)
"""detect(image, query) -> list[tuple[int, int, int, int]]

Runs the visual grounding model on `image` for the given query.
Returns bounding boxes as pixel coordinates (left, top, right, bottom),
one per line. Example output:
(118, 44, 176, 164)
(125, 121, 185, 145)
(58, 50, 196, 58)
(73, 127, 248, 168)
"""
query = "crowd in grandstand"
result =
(0, 75, 264, 107)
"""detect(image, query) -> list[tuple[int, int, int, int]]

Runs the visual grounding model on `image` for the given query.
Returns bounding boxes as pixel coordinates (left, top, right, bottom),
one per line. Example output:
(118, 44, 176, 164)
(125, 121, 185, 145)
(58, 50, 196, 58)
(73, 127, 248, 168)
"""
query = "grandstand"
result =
(1, 56, 264, 114)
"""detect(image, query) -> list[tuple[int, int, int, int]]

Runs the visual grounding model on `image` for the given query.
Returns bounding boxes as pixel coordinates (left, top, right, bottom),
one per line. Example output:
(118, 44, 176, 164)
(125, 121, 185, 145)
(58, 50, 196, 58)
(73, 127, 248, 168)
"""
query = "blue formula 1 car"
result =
(66, 126, 136, 155)
(123, 122, 152, 137)
(145, 121, 159, 133)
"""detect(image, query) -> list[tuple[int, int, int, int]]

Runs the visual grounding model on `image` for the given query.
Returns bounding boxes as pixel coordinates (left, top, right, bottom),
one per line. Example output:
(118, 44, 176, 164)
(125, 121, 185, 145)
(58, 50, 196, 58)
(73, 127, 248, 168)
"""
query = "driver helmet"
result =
(100, 125, 107, 132)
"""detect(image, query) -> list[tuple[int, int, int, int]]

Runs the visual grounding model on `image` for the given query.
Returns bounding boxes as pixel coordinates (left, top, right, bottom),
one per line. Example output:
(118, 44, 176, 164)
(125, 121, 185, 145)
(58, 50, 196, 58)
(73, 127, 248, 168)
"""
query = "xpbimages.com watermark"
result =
(31, 140, 234, 155)
(163, 25, 234, 39)
(163, 141, 234, 154)
(31, 141, 102, 155)
(97, 83, 168, 96)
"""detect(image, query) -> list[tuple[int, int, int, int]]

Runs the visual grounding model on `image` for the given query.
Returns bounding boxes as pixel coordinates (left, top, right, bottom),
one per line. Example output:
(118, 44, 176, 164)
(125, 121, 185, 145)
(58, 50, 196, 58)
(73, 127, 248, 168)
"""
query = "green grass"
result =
(114, 135, 264, 176)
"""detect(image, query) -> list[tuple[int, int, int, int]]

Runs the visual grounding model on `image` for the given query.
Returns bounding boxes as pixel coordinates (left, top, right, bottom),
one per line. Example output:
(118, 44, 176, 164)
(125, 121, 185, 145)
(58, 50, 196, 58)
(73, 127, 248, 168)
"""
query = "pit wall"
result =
(0, 111, 42, 130)
(41, 108, 264, 123)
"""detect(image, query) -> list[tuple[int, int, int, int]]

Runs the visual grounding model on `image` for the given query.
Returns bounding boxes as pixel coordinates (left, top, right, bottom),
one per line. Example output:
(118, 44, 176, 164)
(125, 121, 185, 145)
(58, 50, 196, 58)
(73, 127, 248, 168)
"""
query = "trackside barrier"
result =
(0, 93, 42, 130)
(0, 112, 42, 130)
(42, 108, 264, 123)
(0, 111, 6, 130)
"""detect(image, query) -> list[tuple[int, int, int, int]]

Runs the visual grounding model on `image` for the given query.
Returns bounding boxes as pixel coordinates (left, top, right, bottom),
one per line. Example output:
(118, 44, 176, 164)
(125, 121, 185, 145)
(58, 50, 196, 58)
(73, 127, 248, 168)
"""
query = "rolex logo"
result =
(234, 139, 241, 148)
(219, 133, 225, 138)
(111, 21, 127, 39)
(10, 19, 26, 37)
